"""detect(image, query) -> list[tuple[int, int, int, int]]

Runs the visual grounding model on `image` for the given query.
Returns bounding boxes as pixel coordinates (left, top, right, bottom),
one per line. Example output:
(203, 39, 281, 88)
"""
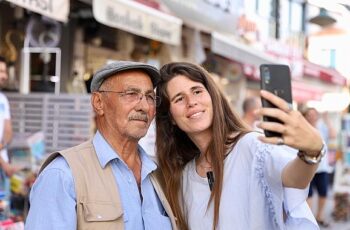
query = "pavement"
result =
(310, 189, 350, 230)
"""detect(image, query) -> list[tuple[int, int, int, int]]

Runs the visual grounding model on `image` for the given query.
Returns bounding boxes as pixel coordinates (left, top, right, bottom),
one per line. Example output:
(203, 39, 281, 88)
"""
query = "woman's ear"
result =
(91, 92, 104, 115)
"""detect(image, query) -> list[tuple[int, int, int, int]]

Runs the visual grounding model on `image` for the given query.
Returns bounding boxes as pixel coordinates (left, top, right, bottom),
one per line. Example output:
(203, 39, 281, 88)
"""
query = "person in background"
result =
(0, 56, 16, 201)
(241, 96, 262, 130)
(25, 61, 177, 230)
(156, 62, 324, 229)
(303, 107, 336, 228)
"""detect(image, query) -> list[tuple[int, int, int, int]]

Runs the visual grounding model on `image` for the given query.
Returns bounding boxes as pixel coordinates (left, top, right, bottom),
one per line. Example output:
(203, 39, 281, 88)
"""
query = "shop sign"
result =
(237, 14, 259, 43)
(5, 0, 69, 22)
(159, 0, 243, 34)
(93, 0, 182, 45)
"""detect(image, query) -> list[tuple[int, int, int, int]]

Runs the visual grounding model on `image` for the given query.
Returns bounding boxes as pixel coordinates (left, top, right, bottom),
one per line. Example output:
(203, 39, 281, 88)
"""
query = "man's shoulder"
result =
(41, 141, 93, 172)
(59, 140, 93, 156)
(41, 155, 72, 176)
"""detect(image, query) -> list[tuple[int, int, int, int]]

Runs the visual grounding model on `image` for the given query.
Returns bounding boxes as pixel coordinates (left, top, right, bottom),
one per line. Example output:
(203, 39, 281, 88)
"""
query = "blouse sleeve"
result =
(253, 137, 319, 229)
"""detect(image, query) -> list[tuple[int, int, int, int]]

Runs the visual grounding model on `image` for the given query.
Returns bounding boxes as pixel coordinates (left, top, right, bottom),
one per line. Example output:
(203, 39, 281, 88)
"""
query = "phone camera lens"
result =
(262, 67, 270, 84)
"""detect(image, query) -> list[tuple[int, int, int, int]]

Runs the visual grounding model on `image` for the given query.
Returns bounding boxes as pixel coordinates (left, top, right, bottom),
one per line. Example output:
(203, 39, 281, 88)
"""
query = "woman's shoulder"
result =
(225, 132, 265, 161)
(234, 131, 263, 150)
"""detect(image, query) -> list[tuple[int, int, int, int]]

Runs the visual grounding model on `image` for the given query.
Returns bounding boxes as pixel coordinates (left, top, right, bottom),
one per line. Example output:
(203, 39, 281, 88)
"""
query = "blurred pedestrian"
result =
(241, 96, 262, 130)
(25, 61, 177, 229)
(156, 62, 323, 229)
(303, 107, 335, 228)
(0, 56, 16, 201)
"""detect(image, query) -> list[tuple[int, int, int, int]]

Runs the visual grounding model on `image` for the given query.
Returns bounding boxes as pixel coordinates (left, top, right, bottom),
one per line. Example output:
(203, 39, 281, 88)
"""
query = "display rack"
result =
(332, 114, 350, 221)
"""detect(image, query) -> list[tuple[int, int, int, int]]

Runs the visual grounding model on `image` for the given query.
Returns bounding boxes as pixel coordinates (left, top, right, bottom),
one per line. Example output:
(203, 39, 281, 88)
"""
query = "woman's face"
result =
(166, 75, 213, 138)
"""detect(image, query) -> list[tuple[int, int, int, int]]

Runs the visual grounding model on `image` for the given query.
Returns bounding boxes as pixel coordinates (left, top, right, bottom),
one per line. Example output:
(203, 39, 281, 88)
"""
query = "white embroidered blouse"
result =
(181, 132, 319, 230)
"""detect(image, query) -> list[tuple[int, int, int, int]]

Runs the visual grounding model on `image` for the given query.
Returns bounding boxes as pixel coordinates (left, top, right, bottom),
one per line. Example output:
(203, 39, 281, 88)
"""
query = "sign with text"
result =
(5, 0, 69, 22)
(93, 0, 182, 45)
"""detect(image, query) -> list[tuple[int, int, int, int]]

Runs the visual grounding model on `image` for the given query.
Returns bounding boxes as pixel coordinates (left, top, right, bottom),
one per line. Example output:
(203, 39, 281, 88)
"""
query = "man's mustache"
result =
(128, 113, 148, 122)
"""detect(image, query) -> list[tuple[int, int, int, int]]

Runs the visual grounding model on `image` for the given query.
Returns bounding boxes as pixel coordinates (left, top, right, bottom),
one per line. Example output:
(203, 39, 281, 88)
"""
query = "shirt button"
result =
(97, 215, 102, 219)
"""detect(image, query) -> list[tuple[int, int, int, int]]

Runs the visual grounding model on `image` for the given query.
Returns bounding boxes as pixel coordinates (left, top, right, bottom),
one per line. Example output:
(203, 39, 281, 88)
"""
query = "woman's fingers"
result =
(260, 90, 292, 112)
(258, 135, 285, 145)
(256, 107, 290, 123)
(256, 120, 286, 135)
(257, 90, 323, 152)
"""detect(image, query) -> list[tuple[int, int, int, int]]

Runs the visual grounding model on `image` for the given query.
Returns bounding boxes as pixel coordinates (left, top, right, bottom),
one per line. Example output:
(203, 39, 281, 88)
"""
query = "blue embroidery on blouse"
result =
(255, 142, 282, 229)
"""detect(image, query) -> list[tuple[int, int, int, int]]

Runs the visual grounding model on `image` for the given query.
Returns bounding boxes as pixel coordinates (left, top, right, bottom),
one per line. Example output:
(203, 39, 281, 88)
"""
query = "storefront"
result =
(0, 1, 69, 94)
(66, 0, 184, 94)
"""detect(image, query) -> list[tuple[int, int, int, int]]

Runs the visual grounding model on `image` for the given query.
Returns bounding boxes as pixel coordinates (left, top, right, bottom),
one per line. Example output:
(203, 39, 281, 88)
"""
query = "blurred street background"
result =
(1, 0, 350, 229)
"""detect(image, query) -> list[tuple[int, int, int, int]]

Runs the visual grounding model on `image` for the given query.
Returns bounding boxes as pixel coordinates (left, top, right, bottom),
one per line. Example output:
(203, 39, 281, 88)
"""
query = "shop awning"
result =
(211, 32, 280, 68)
(92, 0, 182, 45)
(160, 0, 242, 34)
(304, 60, 347, 86)
(5, 0, 69, 22)
(292, 81, 324, 103)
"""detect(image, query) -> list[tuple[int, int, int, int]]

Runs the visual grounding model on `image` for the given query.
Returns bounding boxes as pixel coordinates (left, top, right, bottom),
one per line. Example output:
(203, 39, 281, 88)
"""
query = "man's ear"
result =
(91, 92, 104, 115)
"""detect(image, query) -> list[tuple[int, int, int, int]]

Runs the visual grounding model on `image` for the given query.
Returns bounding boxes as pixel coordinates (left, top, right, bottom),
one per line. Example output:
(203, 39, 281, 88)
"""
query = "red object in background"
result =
(0, 219, 14, 226)
(243, 63, 325, 103)
(291, 81, 323, 103)
(303, 60, 347, 86)
(134, 0, 160, 9)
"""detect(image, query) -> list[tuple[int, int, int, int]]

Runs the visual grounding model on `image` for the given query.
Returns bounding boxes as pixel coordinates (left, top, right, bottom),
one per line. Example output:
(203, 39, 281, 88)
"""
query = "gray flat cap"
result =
(90, 61, 160, 92)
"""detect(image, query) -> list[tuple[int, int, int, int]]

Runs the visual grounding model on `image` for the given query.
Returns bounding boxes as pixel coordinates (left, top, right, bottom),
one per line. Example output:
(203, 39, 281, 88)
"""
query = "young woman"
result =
(156, 62, 323, 229)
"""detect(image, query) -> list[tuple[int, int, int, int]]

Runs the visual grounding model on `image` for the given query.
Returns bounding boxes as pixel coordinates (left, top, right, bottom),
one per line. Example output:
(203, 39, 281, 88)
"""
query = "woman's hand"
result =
(255, 90, 323, 156)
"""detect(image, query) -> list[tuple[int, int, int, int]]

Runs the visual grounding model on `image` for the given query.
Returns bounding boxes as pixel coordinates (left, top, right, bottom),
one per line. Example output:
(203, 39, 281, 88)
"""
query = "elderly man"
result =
(25, 61, 177, 229)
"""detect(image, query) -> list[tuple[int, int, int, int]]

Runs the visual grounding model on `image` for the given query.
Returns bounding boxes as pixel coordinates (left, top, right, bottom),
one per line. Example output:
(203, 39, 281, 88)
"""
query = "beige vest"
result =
(40, 141, 178, 230)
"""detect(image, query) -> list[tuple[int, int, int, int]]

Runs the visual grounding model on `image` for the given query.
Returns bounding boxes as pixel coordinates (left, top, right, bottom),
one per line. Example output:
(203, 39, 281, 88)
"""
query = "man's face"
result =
(0, 62, 8, 88)
(95, 70, 156, 141)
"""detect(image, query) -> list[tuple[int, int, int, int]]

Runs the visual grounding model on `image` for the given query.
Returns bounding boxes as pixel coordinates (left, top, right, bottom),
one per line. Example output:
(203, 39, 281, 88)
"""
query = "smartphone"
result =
(259, 64, 293, 137)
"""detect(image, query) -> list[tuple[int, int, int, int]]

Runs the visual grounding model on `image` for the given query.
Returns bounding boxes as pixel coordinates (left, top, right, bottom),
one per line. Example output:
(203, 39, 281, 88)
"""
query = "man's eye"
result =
(146, 94, 155, 101)
(125, 91, 139, 97)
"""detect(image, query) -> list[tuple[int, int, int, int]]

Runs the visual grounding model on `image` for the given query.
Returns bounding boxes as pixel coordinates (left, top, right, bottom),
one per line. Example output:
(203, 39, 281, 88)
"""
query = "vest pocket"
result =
(81, 201, 123, 222)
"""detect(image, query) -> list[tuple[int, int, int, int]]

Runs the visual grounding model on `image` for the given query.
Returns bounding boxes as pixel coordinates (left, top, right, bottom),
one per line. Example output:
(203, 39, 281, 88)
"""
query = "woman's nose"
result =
(187, 95, 198, 107)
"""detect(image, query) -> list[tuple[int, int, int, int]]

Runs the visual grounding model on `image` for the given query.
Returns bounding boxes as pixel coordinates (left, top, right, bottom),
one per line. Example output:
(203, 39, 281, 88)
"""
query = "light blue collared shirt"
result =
(25, 131, 171, 230)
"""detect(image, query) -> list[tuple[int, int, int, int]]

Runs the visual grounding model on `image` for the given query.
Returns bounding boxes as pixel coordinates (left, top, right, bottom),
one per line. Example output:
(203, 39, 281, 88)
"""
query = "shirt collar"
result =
(92, 131, 119, 168)
(92, 131, 157, 173)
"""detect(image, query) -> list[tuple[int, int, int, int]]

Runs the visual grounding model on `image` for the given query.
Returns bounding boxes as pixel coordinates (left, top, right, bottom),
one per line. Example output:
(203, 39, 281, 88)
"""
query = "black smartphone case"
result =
(259, 64, 293, 137)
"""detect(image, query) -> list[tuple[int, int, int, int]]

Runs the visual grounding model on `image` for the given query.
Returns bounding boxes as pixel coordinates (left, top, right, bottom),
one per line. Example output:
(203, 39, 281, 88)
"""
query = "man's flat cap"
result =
(90, 61, 160, 92)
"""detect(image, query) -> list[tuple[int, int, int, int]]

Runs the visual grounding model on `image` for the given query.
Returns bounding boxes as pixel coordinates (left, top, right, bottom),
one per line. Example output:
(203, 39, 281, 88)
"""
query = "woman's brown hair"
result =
(156, 62, 249, 229)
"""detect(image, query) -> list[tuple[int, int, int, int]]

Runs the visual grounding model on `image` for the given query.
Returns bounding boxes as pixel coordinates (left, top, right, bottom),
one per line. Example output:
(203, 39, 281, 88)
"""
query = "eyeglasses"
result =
(98, 90, 161, 107)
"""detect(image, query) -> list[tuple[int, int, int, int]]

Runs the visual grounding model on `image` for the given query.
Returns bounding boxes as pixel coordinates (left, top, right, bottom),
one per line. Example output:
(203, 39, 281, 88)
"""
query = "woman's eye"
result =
(174, 96, 184, 103)
(194, 89, 202, 95)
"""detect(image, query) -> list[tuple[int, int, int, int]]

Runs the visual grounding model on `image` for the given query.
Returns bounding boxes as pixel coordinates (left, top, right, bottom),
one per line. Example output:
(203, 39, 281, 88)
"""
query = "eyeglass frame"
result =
(97, 89, 161, 107)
